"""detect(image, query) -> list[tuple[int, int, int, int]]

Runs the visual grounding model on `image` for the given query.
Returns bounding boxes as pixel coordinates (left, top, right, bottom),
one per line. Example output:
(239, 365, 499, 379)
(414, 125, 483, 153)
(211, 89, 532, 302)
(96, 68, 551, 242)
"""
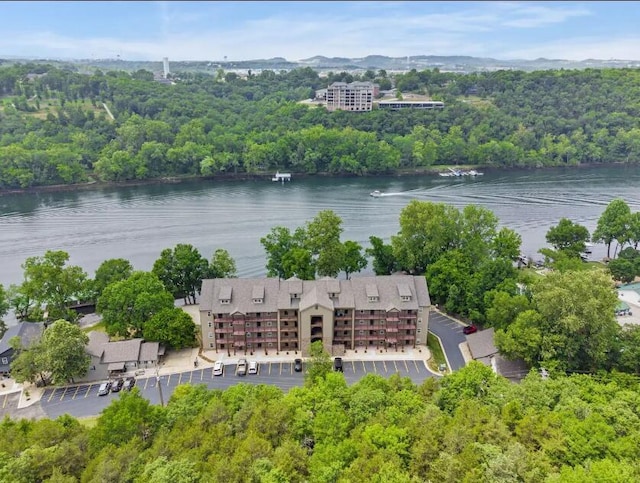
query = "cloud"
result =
(492, 2, 591, 28)
(500, 36, 640, 61)
(0, 2, 627, 62)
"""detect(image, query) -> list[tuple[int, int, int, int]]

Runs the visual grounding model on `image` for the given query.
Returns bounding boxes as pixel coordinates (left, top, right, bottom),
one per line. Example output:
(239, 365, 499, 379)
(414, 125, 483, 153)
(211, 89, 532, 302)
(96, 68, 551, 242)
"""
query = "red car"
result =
(463, 325, 478, 335)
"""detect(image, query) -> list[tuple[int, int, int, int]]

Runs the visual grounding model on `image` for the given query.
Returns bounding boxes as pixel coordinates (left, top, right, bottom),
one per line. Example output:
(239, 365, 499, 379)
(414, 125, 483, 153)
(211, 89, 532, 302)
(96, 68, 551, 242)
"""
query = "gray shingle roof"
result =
(0, 322, 44, 354)
(200, 275, 430, 314)
(87, 331, 109, 357)
(139, 342, 160, 362)
(101, 338, 142, 363)
(467, 328, 498, 360)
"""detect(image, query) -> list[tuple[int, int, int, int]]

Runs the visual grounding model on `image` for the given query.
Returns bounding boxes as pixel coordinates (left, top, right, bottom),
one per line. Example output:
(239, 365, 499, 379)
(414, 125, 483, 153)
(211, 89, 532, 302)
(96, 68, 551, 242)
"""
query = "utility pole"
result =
(155, 368, 164, 407)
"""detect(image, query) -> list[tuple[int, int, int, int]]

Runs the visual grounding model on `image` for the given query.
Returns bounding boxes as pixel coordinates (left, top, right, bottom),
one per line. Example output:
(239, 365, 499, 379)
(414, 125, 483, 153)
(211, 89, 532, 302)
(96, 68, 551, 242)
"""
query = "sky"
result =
(1, 1, 639, 62)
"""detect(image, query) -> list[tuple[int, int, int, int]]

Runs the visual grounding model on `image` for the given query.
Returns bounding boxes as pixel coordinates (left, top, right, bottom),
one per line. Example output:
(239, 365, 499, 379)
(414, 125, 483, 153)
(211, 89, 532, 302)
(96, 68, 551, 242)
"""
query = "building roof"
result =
(0, 322, 44, 355)
(101, 338, 143, 363)
(86, 331, 109, 358)
(139, 342, 160, 362)
(200, 275, 430, 314)
(467, 328, 498, 361)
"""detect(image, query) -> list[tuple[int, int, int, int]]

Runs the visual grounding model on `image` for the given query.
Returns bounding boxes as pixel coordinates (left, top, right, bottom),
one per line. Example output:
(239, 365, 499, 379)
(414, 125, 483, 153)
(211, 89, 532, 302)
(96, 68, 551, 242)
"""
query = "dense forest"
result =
(1, 64, 640, 189)
(2, 363, 640, 482)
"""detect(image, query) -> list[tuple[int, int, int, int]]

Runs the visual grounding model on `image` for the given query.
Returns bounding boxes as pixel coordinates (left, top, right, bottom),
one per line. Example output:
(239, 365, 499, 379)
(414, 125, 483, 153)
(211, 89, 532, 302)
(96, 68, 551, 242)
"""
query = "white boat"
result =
(467, 169, 484, 176)
(272, 171, 292, 182)
(370, 190, 383, 198)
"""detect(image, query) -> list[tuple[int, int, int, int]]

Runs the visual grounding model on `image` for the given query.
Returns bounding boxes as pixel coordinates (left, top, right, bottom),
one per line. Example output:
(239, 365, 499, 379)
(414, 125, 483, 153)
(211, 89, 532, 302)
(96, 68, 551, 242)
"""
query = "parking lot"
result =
(40, 359, 435, 418)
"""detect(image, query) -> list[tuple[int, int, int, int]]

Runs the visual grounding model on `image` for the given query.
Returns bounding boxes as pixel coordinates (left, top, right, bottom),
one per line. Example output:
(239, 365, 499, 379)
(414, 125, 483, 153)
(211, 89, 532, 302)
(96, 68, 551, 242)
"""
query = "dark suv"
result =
(333, 357, 344, 372)
(111, 378, 124, 392)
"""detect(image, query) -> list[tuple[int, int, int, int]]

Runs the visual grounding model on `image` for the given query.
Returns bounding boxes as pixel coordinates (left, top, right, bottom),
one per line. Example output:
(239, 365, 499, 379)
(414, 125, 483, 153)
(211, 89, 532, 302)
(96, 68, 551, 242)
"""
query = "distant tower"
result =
(163, 57, 170, 78)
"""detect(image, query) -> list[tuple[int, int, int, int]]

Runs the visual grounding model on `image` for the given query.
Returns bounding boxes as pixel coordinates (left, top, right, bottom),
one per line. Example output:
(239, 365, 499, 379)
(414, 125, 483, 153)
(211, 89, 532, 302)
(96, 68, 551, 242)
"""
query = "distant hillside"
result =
(2, 54, 640, 74)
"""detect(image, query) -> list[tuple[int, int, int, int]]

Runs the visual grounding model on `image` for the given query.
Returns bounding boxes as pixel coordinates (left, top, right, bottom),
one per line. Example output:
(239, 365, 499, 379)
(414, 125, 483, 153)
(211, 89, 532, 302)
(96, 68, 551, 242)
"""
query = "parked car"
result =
(111, 378, 124, 392)
(213, 360, 224, 376)
(462, 325, 478, 335)
(248, 361, 259, 375)
(333, 357, 344, 372)
(122, 377, 136, 391)
(237, 359, 248, 376)
(97, 381, 111, 396)
(294, 358, 303, 372)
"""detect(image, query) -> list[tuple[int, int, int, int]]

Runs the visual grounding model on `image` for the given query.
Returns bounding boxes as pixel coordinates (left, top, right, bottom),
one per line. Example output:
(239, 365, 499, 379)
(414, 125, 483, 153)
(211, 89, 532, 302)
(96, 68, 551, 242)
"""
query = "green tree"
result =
(89, 389, 164, 454)
(90, 258, 133, 301)
(0, 284, 8, 338)
(305, 340, 333, 385)
(341, 240, 367, 279)
(592, 199, 631, 258)
(9, 335, 47, 385)
(97, 271, 174, 338)
(366, 236, 398, 275)
(546, 218, 590, 257)
(40, 319, 90, 384)
(261, 226, 303, 279)
(491, 227, 522, 260)
(392, 201, 462, 273)
(152, 244, 209, 304)
(305, 210, 344, 277)
(208, 248, 238, 279)
(496, 269, 620, 371)
(20, 250, 88, 322)
(143, 307, 197, 349)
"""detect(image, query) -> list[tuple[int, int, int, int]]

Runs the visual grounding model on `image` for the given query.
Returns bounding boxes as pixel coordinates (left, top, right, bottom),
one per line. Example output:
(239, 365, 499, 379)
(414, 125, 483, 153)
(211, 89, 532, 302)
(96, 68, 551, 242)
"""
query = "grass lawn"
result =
(82, 321, 106, 333)
(427, 332, 448, 373)
(77, 415, 99, 428)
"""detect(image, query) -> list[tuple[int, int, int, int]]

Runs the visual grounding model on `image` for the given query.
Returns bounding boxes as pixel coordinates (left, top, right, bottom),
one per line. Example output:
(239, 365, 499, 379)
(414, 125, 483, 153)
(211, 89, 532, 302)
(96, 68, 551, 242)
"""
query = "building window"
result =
(208, 332, 213, 338)
(368, 296, 379, 302)
(253, 298, 263, 304)
(246, 332, 252, 338)
(268, 343, 273, 347)
(379, 330, 385, 335)
(1, 357, 8, 365)
(418, 307, 423, 313)
(207, 322, 212, 328)
(401, 296, 411, 302)
(359, 320, 365, 325)
(209, 343, 214, 348)
(221, 299, 230, 305)
(284, 332, 288, 336)
(359, 330, 365, 335)
(267, 321, 272, 326)
(267, 332, 273, 337)
(358, 341, 364, 346)
(284, 310, 288, 315)
(207, 311, 211, 317)
(245, 322, 251, 327)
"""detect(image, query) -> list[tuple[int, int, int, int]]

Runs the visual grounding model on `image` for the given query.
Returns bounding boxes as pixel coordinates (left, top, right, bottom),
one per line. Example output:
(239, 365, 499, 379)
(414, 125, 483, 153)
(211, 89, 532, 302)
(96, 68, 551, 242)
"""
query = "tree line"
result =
(2, 358, 640, 481)
(2, 64, 640, 189)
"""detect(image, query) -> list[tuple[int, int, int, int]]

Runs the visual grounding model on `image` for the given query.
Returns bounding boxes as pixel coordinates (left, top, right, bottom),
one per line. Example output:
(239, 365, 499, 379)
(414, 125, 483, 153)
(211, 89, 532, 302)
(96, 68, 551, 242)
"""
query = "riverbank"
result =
(2, 162, 632, 198)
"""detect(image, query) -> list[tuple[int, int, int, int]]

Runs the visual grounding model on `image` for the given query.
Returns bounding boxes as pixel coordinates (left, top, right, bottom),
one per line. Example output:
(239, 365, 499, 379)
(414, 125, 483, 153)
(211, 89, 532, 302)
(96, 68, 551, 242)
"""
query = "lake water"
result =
(1, 165, 639, 293)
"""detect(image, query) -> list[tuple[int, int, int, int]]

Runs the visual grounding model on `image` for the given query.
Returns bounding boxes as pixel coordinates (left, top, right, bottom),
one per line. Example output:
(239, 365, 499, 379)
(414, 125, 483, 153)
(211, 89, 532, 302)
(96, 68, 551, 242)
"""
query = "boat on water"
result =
(272, 171, 292, 182)
(439, 167, 484, 177)
(370, 190, 383, 198)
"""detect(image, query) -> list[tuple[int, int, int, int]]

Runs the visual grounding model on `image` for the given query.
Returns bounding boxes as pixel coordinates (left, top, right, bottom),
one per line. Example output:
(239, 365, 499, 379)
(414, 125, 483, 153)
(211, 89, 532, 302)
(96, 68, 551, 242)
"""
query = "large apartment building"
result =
(199, 275, 430, 356)
(325, 81, 378, 112)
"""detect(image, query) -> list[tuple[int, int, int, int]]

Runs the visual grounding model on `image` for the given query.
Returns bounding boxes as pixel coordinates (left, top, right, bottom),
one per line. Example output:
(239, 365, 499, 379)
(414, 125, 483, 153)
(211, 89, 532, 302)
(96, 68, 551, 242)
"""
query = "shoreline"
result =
(0, 162, 634, 197)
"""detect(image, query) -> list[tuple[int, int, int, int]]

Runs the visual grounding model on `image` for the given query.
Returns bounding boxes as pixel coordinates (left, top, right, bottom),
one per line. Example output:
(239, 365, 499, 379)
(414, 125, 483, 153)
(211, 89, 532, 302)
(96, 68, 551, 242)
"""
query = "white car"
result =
(213, 361, 224, 376)
(248, 361, 259, 375)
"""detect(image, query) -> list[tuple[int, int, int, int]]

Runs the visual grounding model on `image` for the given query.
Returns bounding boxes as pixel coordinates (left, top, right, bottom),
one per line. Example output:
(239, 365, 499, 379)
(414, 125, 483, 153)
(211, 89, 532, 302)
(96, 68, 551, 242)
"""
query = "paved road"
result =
(40, 359, 436, 419)
(429, 311, 467, 371)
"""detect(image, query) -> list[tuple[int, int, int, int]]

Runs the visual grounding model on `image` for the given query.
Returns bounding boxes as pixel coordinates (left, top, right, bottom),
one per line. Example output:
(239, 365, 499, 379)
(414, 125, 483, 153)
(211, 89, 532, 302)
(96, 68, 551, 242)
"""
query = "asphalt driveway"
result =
(428, 311, 468, 371)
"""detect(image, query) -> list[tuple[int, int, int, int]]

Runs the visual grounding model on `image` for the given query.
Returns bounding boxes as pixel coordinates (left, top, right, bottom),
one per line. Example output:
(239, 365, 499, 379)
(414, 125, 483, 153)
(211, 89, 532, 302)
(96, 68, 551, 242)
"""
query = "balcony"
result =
(215, 327, 234, 334)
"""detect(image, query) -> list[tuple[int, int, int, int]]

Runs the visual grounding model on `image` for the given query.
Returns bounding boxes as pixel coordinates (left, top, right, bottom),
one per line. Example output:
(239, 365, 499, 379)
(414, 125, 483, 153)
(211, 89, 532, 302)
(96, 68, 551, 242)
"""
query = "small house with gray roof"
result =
(79, 331, 163, 382)
(200, 275, 430, 356)
(0, 322, 45, 374)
